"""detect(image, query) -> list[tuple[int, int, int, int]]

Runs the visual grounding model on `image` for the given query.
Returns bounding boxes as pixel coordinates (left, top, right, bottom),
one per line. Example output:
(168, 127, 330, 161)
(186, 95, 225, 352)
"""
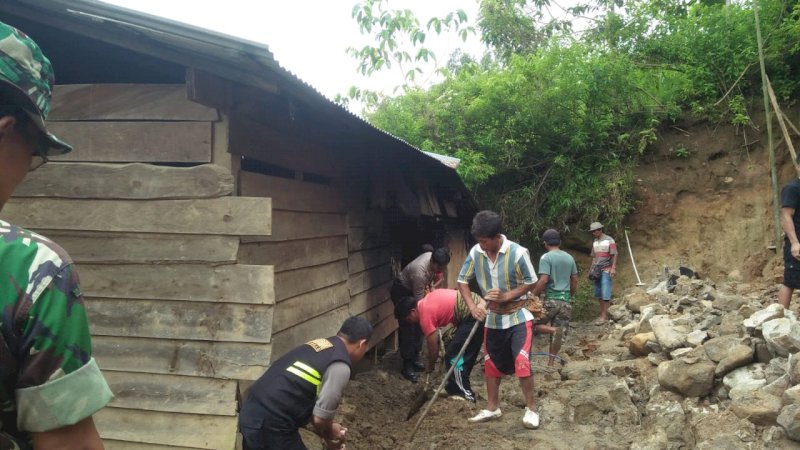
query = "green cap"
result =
(0, 21, 71, 156)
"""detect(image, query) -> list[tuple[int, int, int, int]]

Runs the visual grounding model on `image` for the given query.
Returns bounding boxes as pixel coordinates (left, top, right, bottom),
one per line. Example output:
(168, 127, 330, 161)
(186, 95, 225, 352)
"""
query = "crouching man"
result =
(395, 289, 485, 401)
(239, 316, 373, 450)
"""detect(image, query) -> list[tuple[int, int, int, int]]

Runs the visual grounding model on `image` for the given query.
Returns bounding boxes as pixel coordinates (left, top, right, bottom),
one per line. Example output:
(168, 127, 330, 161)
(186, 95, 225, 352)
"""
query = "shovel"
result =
(624, 229, 646, 287)
(408, 320, 481, 441)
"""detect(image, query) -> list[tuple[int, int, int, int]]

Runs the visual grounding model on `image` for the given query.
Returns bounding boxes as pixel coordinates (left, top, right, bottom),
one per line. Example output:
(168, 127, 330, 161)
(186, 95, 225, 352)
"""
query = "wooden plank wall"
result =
(4, 84, 272, 450)
(238, 172, 351, 358)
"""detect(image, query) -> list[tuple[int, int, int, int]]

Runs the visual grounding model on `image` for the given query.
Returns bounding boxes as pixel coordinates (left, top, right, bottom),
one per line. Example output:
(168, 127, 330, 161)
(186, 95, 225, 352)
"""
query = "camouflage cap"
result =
(0, 21, 71, 155)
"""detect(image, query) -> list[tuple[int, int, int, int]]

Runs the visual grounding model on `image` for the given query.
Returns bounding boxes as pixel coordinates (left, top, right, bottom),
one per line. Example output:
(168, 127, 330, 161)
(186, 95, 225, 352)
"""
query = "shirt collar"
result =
(476, 234, 509, 254)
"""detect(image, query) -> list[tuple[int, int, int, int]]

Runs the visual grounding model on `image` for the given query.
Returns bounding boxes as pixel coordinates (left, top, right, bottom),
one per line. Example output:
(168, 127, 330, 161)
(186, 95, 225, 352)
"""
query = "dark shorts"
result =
(239, 402, 307, 450)
(784, 241, 800, 289)
(541, 299, 572, 329)
(483, 321, 533, 378)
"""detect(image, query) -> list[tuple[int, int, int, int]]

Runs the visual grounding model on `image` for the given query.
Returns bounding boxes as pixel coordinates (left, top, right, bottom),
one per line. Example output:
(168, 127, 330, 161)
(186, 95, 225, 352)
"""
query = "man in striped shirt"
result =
(456, 210, 540, 429)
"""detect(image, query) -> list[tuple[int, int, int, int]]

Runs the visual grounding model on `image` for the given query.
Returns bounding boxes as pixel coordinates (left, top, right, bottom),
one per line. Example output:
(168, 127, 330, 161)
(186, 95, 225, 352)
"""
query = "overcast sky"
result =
(101, 0, 487, 112)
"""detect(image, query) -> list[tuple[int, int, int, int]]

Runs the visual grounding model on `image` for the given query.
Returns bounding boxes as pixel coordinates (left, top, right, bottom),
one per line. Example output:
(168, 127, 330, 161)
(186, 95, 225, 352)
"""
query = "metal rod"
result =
(410, 320, 481, 441)
(624, 229, 645, 286)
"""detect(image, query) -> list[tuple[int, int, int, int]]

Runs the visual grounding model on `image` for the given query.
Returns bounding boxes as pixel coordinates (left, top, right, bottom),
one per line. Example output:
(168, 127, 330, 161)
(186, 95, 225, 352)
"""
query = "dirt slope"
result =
(622, 111, 798, 285)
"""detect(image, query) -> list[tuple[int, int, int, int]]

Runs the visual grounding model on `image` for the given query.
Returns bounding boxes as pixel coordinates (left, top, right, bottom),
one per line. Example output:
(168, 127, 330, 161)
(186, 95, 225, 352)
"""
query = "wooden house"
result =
(0, 1, 476, 448)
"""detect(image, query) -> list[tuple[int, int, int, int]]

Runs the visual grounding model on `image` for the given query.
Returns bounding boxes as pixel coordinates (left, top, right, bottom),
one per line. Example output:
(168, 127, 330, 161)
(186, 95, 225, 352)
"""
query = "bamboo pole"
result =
(765, 75, 797, 162)
(753, 0, 781, 251)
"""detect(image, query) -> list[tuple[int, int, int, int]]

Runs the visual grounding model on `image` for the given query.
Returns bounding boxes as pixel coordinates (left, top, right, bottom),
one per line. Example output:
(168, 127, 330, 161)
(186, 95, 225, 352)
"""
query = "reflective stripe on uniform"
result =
(286, 362, 322, 395)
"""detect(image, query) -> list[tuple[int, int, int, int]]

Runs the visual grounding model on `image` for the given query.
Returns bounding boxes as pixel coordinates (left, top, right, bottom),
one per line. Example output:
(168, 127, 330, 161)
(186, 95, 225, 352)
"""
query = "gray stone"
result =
(747, 303, 785, 328)
(753, 338, 772, 363)
(645, 400, 694, 447)
(637, 304, 666, 333)
(608, 304, 630, 323)
(713, 294, 749, 312)
(696, 313, 722, 331)
(703, 335, 746, 362)
(763, 318, 800, 356)
(647, 352, 667, 366)
(777, 404, 800, 441)
(766, 357, 789, 384)
(714, 344, 754, 377)
(670, 348, 693, 359)
(724, 364, 767, 400)
(731, 390, 783, 425)
(763, 374, 791, 398)
(686, 330, 708, 347)
(717, 312, 745, 336)
(657, 358, 716, 397)
(789, 353, 800, 385)
(762, 426, 787, 446)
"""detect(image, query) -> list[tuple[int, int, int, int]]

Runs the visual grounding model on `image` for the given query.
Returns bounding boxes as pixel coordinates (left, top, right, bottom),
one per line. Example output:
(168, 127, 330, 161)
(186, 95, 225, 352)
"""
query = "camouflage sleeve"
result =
(14, 264, 111, 433)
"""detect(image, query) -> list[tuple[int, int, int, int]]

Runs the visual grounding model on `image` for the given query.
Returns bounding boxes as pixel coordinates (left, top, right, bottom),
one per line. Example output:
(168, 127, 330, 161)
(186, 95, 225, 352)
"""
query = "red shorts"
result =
(483, 321, 533, 378)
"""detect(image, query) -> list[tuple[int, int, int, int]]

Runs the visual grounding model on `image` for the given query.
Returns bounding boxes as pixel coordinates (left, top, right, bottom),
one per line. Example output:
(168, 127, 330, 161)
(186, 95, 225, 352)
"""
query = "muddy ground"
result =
(299, 322, 630, 450)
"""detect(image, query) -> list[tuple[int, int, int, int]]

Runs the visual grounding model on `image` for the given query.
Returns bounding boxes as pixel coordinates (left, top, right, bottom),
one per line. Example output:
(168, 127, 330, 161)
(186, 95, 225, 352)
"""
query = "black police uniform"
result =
(239, 337, 351, 450)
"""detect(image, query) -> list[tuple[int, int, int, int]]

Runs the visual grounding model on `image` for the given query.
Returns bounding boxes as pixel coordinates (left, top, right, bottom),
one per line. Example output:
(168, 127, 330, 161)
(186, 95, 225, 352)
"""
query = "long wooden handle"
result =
(410, 320, 481, 441)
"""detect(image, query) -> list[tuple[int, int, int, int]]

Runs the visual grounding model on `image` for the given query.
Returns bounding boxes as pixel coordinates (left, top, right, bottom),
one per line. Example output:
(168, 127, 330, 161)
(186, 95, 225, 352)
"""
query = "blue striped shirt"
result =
(457, 236, 537, 329)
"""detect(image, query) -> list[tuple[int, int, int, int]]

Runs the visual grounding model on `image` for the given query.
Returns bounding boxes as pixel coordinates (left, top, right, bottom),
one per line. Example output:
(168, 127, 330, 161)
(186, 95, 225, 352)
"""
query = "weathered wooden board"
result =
(104, 440, 205, 450)
(41, 232, 239, 264)
(242, 210, 344, 242)
(48, 121, 212, 163)
(270, 305, 350, 359)
(80, 264, 274, 304)
(51, 84, 219, 121)
(358, 299, 394, 326)
(348, 226, 384, 252)
(348, 247, 393, 275)
(229, 115, 342, 178)
(274, 260, 348, 302)
(14, 163, 234, 199)
(2, 197, 271, 236)
(93, 336, 269, 380)
(104, 371, 237, 416)
(238, 236, 347, 272)
(349, 281, 392, 317)
(446, 229, 468, 290)
(88, 298, 273, 343)
(346, 210, 383, 228)
(95, 408, 237, 450)
(239, 171, 345, 213)
(348, 263, 393, 297)
(272, 282, 349, 333)
(368, 315, 398, 348)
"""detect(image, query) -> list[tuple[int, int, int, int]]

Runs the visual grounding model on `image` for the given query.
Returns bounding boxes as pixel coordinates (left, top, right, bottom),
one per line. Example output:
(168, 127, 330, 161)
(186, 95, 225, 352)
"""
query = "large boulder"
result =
(566, 376, 640, 426)
(650, 315, 688, 350)
(724, 364, 767, 400)
(730, 390, 783, 426)
(625, 291, 655, 313)
(784, 384, 800, 404)
(703, 335, 747, 362)
(712, 294, 748, 312)
(762, 318, 800, 356)
(744, 303, 784, 329)
(777, 404, 800, 441)
(645, 400, 694, 447)
(657, 357, 716, 397)
(715, 344, 754, 377)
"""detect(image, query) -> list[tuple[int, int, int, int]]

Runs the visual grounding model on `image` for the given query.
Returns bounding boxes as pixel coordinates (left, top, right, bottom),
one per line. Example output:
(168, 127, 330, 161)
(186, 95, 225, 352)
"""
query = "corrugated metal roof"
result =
(1, 0, 475, 215)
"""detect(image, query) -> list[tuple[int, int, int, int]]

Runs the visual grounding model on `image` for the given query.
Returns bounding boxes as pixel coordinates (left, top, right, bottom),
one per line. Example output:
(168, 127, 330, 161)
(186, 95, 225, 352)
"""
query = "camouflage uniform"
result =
(0, 22, 110, 448)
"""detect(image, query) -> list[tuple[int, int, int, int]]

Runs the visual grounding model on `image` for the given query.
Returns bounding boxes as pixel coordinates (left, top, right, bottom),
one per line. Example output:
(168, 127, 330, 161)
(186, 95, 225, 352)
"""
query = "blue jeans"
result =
(593, 271, 612, 301)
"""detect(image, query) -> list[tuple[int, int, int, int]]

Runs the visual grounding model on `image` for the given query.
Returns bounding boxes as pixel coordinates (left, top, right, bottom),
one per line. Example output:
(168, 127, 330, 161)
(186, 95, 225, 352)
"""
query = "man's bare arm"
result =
(531, 274, 549, 298)
(31, 417, 104, 450)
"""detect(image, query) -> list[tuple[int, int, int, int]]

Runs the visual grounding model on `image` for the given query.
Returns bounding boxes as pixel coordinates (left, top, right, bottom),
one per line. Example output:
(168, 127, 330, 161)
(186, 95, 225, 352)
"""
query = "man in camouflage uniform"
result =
(0, 21, 112, 449)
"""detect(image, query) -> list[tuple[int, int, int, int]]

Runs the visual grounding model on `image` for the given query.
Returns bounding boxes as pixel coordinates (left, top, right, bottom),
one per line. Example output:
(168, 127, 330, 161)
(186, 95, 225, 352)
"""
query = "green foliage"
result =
(571, 280, 600, 322)
(351, 0, 800, 245)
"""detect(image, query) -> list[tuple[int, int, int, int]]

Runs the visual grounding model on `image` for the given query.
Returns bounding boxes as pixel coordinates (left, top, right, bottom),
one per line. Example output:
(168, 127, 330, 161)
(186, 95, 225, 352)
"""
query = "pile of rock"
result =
(603, 274, 800, 447)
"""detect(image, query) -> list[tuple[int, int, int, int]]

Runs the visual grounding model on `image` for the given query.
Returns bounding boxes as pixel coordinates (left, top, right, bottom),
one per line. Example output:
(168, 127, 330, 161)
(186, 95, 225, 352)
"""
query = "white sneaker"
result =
(523, 407, 540, 429)
(468, 408, 502, 423)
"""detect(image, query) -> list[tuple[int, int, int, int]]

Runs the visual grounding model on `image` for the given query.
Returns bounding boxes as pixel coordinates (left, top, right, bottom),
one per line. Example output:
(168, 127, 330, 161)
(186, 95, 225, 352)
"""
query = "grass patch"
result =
(572, 281, 600, 322)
